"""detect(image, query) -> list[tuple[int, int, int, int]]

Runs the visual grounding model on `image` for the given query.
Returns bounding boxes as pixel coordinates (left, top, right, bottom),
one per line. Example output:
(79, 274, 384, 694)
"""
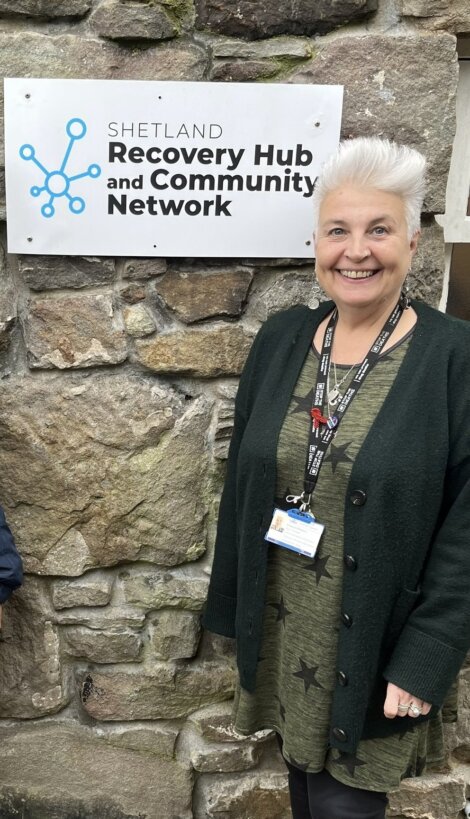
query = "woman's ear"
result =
(410, 229, 420, 257)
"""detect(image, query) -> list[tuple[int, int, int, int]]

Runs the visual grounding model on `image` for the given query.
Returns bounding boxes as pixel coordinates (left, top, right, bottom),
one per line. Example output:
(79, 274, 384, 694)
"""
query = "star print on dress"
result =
(401, 763, 414, 780)
(290, 388, 316, 415)
(304, 554, 332, 585)
(292, 658, 323, 692)
(334, 750, 367, 777)
(324, 441, 354, 473)
(269, 595, 292, 626)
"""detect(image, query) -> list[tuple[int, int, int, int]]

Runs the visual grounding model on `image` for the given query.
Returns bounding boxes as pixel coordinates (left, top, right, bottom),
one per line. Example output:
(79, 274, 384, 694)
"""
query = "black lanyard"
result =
(298, 301, 404, 511)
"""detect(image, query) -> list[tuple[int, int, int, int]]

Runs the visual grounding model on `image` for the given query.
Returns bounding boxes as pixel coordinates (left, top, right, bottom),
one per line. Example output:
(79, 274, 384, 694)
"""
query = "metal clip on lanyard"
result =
(298, 301, 404, 512)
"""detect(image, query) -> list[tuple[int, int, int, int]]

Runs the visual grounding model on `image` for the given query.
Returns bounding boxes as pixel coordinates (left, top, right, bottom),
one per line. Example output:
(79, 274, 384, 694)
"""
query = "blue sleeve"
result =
(0, 507, 23, 604)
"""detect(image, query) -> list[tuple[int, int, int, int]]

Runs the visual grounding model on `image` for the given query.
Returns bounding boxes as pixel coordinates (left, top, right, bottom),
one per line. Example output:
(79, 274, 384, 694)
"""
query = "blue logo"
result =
(19, 118, 101, 218)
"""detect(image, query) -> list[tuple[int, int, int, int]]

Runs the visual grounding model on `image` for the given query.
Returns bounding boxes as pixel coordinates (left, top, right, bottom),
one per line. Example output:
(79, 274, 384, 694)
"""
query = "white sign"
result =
(5, 78, 343, 258)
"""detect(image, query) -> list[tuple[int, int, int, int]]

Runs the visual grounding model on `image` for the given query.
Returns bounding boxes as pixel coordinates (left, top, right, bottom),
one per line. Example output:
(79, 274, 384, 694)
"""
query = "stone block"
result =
(147, 609, 201, 659)
(211, 59, 280, 82)
(18, 256, 116, 291)
(122, 257, 167, 280)
(52, 571, 114, 609)
(213, 398, 235, 460)
(189, 700, 241, 742)
(96, 721, 179, 756)
(246, 266, 320, 322)
(0, 375, 209, 574)
(195, 0, 377, 39)
(0, 33, 207, 115)
(0, 722, 192, 819)
(289, 33, 458, 215)
(120, 567, 209, 610)
(387, 773, 466, 818)
(80, 658, 235, 720)
(54, 606, 146, 629)
(182, 728, 262, 772)
(24, 293, 127, 369)
(155, 269, 253, 322)
(0, 577, 69, 718)
(399, 0, 470, 33)
(209, 34, 313, 59)
(91, 0, 178, 40)
(410, 217, 446, 308)
(0, 238, 17, 354)
(0, 0, 91, 16)
(119, 283, 147, 304)
(63, 626, 142, 663)
(135, 324, 254, 376)
(123, 304, 156, 337)
(446, 667, 470, 762)
(194, 770, 291, 818)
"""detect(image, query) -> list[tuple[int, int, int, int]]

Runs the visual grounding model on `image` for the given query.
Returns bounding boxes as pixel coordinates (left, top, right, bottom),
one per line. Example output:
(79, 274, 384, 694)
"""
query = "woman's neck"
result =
(335, 295, 400, 335)
(313, 298, 417, 366)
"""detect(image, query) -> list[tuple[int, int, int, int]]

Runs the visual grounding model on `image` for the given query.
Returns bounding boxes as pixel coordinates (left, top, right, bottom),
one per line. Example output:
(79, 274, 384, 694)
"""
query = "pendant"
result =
(327, 415, 339, 430)
(327, 387, 341, 406)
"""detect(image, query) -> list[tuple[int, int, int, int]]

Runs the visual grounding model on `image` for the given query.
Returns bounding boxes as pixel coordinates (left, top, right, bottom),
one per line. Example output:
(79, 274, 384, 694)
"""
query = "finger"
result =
(384, 686, 401, 719)
(408, 700, 425, 718)
(396, 700, 413, 717)
(421, 702, 432, 716)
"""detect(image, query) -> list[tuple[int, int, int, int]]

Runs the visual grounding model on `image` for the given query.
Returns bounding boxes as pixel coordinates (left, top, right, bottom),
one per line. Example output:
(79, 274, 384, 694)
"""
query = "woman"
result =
(202, 137, 470, 819)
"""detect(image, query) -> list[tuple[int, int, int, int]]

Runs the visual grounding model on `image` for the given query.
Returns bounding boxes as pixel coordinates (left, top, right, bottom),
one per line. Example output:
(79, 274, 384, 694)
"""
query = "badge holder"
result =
(265, 507, 325, 559)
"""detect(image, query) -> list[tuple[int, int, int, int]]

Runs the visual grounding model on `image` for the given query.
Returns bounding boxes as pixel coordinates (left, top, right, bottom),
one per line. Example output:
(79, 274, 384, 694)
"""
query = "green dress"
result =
(233, 332, 446, 792)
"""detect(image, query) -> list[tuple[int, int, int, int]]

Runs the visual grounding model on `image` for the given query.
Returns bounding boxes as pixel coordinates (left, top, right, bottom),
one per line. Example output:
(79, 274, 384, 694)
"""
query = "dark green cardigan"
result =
(202, 299, 470, 753)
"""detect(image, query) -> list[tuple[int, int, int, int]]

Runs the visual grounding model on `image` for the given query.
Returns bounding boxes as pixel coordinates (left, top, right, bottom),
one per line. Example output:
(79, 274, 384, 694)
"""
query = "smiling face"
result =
(314, 185, 419, 315)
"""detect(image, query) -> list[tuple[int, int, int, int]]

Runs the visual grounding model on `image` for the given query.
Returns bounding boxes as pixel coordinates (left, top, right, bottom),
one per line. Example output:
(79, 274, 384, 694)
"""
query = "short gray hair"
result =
(312, 137, 426, 239)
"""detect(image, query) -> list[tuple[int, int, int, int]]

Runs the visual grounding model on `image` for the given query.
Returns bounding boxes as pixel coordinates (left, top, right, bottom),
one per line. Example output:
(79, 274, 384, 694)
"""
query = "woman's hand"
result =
(384, 682, 432, 719)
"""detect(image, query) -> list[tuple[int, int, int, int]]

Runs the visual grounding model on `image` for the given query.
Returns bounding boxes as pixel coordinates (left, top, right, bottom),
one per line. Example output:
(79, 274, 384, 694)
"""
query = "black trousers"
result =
(277, 736, 388, 819)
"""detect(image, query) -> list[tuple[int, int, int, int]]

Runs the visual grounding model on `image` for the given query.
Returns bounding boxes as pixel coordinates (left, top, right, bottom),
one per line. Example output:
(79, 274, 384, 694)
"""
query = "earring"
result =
(399, 279, 410, 310)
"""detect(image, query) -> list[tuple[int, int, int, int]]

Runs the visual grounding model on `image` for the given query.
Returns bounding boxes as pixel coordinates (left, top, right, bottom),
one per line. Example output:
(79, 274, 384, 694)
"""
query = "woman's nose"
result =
(345, 236, 371, 261)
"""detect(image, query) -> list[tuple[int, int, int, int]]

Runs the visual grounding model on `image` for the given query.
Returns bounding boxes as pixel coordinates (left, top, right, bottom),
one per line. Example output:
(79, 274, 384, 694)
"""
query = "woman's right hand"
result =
(384, 682, 432, 719)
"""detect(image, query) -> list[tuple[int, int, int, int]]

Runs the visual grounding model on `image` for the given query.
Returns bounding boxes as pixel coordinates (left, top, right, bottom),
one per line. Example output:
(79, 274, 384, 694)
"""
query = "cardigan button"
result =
(350, 489, 367, 506)
(332, 727, 348, 742)
(337, 671, 348, 686)
(341, 612, 353, 628)
(344, 555, 357, 571)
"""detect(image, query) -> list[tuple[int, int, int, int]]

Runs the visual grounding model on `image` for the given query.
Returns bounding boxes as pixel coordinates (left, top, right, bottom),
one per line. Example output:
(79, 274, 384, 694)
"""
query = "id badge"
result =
(265, 508, 325, 559)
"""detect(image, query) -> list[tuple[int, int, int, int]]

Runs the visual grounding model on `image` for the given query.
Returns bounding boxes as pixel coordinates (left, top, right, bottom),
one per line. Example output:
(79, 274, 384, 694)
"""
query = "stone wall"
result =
(0, 1, 468, 818)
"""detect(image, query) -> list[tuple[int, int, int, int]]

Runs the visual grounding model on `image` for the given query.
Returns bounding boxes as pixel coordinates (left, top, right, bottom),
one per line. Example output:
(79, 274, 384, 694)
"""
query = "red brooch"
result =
(310, 407, 328, 429)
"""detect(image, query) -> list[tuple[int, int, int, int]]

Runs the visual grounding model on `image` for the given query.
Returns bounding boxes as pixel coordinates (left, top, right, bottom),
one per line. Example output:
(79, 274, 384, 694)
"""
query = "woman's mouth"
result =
(336, 269, 381, 279)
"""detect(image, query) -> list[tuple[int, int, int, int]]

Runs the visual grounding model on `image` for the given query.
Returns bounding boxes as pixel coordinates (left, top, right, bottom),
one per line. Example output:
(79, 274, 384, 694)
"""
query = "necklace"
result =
(327, 360, 357, 407)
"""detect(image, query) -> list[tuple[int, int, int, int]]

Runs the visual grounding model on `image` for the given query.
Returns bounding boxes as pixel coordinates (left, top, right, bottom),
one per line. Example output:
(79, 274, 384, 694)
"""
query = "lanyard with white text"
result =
(297, 301, 404, 511)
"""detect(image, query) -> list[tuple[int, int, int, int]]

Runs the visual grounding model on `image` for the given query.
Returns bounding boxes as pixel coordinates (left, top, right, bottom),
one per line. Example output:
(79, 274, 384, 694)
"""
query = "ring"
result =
(408, 703, 422, 717)
(397, 704, 409, 712)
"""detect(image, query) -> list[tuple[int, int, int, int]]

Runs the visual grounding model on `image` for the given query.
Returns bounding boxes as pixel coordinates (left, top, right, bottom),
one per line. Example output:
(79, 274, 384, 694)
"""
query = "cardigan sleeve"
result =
(201, 324, 265, 638)
(384, 336, 470, 706)
(0, 506, 23, 604)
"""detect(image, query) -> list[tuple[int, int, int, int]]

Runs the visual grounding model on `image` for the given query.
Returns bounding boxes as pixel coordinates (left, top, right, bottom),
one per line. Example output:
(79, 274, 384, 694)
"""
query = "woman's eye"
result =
(372, 226, 387, 235)
(329, 227, 345, 236)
